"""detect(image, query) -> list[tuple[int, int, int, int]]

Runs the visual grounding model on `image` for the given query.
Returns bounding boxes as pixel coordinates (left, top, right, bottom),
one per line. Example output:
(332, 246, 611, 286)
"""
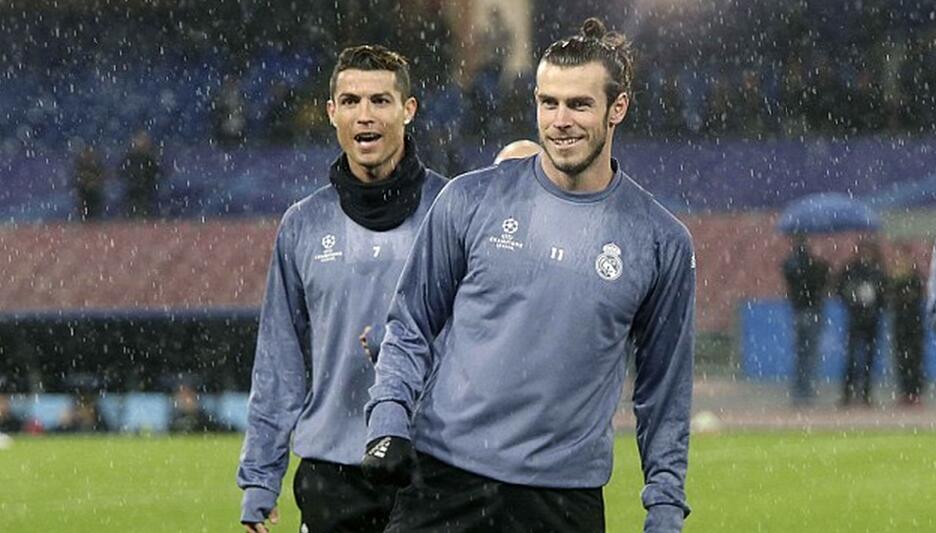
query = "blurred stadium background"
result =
(0, 0, 935, 530)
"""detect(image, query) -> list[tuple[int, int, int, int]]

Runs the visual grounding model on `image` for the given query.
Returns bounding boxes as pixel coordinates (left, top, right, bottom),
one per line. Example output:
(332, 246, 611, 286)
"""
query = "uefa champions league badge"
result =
(595, 243, 623, 281)
(489, 217, 524, 251)
(314, 233, 343, 262)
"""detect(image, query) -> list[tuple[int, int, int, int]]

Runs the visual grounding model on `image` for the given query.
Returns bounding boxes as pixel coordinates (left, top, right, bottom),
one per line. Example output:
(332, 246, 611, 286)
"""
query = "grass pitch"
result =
(1, 430, 933, 532)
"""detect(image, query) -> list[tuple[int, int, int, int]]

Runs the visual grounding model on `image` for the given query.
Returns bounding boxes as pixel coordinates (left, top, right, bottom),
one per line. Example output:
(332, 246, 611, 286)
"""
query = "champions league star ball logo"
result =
(502, 217, 519, 235)
(595, 243, 623, 281)
(314, 234, 343, 262)
(490, 217, 524, 251)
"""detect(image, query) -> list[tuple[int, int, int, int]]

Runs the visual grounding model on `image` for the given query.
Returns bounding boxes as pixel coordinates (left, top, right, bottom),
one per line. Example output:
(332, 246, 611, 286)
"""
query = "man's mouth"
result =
(354, 132, 382, 146)
(550, 136, 582, 148)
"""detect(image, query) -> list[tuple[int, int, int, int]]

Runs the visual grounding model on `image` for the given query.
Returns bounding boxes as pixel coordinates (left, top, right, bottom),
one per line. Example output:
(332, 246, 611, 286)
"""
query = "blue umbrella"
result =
(777, 193, 881, 234)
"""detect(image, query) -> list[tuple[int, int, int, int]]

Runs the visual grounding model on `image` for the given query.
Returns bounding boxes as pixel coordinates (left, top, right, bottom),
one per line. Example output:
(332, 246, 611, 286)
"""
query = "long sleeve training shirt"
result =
(367, 155, 694, 516)
(928, 240, 936, 329)
(237, 172, 446, 521)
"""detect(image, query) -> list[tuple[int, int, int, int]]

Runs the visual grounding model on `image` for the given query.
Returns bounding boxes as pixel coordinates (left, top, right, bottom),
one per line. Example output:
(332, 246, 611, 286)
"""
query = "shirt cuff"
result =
(644, 504, 685, 533)
(241, 486, 278, 524)
(366, 400, 410, 444)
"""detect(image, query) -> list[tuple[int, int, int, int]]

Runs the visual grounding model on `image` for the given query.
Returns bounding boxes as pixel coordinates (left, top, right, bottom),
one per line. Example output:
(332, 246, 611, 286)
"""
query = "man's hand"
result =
(243, 506, 279, 533)
(361, 436, 415, 486)
(359, 325, 376, 363)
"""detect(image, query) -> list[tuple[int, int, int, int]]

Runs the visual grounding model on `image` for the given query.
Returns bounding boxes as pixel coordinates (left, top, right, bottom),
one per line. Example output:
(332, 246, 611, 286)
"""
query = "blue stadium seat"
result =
(215, 392, 249, 432)
(121, 392, 171, 433)
(26, 393, 73, 431)
(97, 394, 124, 430)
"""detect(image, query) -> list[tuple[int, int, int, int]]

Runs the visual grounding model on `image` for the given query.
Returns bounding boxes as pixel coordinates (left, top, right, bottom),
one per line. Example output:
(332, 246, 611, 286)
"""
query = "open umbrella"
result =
(777, 193, 881, 234)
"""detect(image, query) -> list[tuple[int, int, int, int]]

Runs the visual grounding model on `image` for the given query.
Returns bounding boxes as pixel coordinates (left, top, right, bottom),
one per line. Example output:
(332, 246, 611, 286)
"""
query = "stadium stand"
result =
(2, 0, 935, 427)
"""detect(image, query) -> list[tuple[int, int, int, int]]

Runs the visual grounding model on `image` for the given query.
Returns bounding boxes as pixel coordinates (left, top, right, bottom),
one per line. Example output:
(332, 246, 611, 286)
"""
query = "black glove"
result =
(361, 436, 415, 487)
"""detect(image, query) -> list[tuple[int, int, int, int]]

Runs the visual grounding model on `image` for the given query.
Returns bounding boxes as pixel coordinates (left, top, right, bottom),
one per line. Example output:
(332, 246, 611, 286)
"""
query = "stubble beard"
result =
(541, 130, 608, 179)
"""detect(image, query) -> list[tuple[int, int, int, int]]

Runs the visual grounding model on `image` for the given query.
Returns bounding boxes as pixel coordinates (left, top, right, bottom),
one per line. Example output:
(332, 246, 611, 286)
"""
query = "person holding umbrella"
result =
(781, 233, 830, 406)
(777, 193, 882, 407)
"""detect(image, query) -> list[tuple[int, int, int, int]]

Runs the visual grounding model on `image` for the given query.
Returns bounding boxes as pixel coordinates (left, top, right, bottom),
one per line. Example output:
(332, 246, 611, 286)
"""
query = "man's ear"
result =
(326, 99, 337, 127)
(403, 96, 417, 125)
(609, 92, 629, 126)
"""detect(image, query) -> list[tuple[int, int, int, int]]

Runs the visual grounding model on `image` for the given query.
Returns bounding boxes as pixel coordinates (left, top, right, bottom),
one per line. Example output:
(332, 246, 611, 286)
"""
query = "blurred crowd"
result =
(1, 0, 934, 167)
(0, 373, 237, 435)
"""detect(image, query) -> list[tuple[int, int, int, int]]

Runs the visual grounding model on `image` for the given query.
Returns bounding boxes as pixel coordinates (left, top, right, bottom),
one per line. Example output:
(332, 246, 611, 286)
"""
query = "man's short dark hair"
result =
(329, 44, 412, 100)
(540, 18, 634, 107)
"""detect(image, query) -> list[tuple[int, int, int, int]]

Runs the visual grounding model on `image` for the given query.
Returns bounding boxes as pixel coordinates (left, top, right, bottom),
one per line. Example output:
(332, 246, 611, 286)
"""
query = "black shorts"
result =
(293, 458, 397, 533)
(385, 453, 605, 533)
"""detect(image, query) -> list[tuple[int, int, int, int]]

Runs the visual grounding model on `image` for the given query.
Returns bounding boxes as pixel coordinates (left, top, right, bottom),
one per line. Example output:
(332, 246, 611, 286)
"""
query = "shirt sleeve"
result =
(365, 182, 467, 443)
(928, 241, 936, 329)
(237, 210, 310, 518)
(630, 229, 695, 526)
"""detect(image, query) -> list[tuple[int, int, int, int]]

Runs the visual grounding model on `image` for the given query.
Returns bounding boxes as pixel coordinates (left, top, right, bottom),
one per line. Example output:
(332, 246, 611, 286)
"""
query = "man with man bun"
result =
(362, 18, 694, 532)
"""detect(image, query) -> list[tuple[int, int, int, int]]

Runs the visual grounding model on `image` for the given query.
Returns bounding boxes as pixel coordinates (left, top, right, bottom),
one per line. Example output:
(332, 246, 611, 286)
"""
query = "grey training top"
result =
(928, 240, 936, 329)
(237, 172, 446, 522)
(367, 155, 694, 515)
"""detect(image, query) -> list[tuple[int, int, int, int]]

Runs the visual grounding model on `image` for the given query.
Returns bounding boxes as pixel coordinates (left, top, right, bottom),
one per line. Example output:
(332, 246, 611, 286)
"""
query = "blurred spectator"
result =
(782, 234, 830, 406)
(836, 238, 887, 407)
(0, 393, 24, 434)
(169, 379, 230, 433)
(265, 80, 299, 144)
(120, 130, 163, 218)
(212, 74, 248, 147)
(736, 69, 768, 137)
(889, 242, 925, 407)
(444, 0, 533, 141)
(57, 390, 110, 432)
(444, 0, 532, 90)
(73, 142, 106, 221)
(779, 58, 809, 136)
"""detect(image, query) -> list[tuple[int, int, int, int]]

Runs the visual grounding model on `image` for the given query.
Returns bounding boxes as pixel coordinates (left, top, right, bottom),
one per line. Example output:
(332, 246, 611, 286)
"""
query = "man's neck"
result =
(541, 155, 614, 193)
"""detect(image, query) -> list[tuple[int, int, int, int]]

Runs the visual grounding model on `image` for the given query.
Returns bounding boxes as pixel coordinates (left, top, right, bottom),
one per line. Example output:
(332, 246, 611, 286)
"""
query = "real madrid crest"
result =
(595, 243, 623, 281)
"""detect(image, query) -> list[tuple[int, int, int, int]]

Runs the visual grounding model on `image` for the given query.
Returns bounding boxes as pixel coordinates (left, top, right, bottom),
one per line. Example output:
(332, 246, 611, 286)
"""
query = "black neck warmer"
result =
(329, 136, 427, 232)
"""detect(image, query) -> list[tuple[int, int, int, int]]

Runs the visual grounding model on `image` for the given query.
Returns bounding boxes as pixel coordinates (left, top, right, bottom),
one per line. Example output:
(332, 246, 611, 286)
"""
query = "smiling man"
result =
(236, 45, 446, 533)
(363, 18, 695, 533)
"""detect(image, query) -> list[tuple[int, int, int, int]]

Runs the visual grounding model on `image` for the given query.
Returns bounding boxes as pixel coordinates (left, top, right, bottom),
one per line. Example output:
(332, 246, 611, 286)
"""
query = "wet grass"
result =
(0, 430, 933, 532)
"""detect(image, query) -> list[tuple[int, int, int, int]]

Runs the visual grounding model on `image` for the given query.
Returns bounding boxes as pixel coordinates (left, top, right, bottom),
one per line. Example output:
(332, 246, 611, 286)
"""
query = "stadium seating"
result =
(120, 393, 172, 433)
(4, 392, 248, 433)
(22, 394, 72, 431)
(216, 392, 250, 432)
(3, 137, 936, 224)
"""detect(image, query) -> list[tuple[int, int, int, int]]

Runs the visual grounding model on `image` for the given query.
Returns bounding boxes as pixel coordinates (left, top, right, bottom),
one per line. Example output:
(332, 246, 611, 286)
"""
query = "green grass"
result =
(1, 431, 934, 532)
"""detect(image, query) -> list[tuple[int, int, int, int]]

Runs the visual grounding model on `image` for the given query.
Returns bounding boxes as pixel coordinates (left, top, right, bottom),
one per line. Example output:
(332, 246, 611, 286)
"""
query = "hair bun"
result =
(581, 17, 606, 39)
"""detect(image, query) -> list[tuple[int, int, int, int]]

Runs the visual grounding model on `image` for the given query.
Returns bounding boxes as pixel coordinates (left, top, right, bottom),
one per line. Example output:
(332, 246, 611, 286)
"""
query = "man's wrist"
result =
(644, 504, 685, 533)
(366, 401, 410, 444)
(241, 486, 278, 524)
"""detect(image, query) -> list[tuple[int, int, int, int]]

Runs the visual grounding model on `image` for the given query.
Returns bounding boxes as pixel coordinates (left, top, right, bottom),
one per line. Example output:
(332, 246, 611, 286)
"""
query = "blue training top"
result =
(928, 240, 936, 329)
(367, 154, 694, 515)
(237, 171, 446, 523)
